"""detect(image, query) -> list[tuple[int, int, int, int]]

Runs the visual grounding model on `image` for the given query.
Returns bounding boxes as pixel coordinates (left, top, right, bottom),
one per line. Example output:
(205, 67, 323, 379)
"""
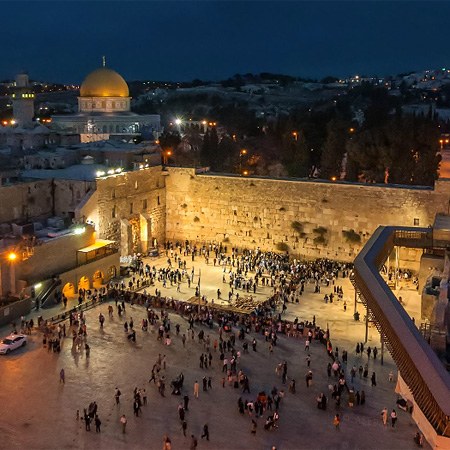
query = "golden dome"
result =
(80, 67, 129, 97)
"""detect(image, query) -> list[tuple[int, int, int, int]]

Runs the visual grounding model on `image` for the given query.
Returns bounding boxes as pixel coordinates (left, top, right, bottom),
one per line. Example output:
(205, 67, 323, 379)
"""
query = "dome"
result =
(80, 67, 129, 98)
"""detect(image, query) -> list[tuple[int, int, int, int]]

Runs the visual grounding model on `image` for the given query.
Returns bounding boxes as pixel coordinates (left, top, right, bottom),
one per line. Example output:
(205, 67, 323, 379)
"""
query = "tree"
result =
(200, 127, 219, 167)
(320, 119, 349, 179)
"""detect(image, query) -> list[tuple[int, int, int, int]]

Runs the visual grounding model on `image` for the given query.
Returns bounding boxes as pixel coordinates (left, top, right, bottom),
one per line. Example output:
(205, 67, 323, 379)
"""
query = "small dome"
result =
(80, 67, 129, 98)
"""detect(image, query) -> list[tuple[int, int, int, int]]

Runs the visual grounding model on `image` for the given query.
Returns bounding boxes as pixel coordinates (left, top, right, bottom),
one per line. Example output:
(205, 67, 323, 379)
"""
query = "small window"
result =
(157, 196, 160, 206)
(414, 218, 419, 226)
(112, 206, 116, 219)
(130, 202, 133, 214)
(111, 189, 115, 200)
(142, 199, 147, 210)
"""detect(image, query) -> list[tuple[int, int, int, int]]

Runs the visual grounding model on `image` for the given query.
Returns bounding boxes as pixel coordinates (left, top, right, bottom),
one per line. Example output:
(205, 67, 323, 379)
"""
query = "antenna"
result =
(102, 56, 106, 68)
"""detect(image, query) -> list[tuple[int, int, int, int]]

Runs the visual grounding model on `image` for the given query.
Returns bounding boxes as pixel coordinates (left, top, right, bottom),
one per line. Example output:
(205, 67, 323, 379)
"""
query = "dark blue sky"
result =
(2, 1, 449, 83)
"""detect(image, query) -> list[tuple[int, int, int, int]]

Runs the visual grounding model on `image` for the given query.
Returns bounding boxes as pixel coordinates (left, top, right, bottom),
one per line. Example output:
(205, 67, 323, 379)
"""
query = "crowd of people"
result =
(19, 241, 424, 448)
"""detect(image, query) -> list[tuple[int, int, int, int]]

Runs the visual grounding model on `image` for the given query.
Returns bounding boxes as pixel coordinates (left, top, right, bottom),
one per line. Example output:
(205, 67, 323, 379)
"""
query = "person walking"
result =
(390, 409, 397, 428)
(190, 434, 198, 449)
(201, 424, 209, 441)
(95, 415, 101, 432)
(381, 407, 388, 426)
(333, 413, 340, 430)
(371, 372, 377, 387)
(181, 420, 187, 437)
(120, 414, 127, 433)
(115, 387, 121, 404)
(194, 381, 199, 399)
(59, 368, 65, 384)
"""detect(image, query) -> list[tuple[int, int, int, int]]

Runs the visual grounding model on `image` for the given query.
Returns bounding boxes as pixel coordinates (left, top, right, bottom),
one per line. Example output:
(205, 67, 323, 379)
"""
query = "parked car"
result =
(0, 334, 27, 354)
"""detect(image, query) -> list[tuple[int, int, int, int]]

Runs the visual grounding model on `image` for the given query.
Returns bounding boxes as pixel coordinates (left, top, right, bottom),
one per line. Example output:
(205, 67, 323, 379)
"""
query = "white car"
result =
(0, 334, 27, 354)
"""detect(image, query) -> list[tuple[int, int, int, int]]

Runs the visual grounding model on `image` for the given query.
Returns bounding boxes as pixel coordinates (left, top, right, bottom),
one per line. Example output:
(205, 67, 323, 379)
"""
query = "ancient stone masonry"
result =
(95, 166, 166, 255)
(164, 168, 450, 263)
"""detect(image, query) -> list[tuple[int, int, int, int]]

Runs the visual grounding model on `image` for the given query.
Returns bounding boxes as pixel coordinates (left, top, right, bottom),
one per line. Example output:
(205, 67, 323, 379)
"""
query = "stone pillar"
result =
(139, 213, 152, 254)
(120, 219, 133, 256)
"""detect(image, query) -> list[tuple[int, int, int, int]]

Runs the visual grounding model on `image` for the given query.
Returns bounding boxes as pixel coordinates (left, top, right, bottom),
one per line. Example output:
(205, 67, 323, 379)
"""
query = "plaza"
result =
(0, 251, 426, 449)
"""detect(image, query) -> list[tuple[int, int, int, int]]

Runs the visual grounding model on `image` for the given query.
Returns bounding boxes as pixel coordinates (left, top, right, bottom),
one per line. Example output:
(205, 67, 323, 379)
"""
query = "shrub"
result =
(291, 221, 303, 233)
(194, 216, 200, 222)
(313, 235, 327, 245)
(181, 203, 187, 209)
(279, 207, 286, 212)
(342, 229, 361, 243)
(313, 226, 327, 235)
(276, 242, 289, 252)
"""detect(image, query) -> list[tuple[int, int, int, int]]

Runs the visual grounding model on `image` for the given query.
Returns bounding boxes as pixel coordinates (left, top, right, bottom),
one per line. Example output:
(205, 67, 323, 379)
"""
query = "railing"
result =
(39, 279, 62, 309)
(352, 226, 450, 437)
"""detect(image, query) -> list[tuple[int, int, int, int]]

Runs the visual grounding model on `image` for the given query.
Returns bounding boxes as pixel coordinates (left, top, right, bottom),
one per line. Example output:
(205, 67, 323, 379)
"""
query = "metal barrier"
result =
(352, 226, 450, 437)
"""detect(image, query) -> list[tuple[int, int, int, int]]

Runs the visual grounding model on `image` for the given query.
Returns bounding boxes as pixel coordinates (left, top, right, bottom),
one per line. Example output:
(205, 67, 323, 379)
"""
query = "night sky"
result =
(2, 1, 449, 83)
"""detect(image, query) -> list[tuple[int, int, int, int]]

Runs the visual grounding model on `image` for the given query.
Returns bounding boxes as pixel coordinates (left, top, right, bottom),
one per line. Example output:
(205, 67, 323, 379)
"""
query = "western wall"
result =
(164, 167, 450, 266)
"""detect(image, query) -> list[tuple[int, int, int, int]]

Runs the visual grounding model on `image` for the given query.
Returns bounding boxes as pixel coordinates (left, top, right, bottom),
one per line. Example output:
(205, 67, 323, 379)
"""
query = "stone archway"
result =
(62, 282, 75, 297)
(77, 276, 90, 292)
(92, 270, 104, 289)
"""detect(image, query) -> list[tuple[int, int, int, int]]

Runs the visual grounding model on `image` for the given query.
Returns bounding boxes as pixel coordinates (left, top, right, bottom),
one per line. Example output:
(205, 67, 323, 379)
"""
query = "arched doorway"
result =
(62, 282, 75, 297)
(78, 276, 90, 292)
(92, 270, 104, 289)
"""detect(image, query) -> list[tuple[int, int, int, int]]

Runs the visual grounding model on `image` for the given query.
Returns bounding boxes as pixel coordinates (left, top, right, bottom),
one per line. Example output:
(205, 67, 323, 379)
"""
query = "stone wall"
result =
(0, 179, 94, 225)
(164, 168, 450, 263)
(95, 167, 166, 255)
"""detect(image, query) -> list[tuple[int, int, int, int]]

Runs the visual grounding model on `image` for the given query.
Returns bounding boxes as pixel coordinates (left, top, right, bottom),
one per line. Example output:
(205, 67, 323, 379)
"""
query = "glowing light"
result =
(331, 176, 337, 181)
(8, 252, 17, 261)
(115, 168, 123, 173)
(10, 119, 16, 125)
(107, 169, 115, 175)
(201, 120, 207, 125)
(175, 118, 182, 125)
(96, 170, 105, 177)
(34, 283, 42, 289)
(73, 227, 86, 235)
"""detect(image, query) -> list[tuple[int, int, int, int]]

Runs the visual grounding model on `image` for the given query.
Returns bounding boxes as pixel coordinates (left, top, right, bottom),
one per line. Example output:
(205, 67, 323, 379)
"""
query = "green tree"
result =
(320, 119, 349, 179)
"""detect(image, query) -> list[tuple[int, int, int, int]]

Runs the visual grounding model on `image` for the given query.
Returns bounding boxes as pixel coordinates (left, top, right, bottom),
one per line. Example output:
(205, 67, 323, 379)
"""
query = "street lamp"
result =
(239, 149, 247, 173)
(8, 252, 17, 294)
(163, 149, 172, 166)
(292, 131, 298, 141)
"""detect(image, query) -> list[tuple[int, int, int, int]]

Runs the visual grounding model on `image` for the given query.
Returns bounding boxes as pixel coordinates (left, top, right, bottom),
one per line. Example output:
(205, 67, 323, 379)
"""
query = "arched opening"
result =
(62, 282, 75, 297)
(92, 270, 104, 289)
(78, 276, 90, 292)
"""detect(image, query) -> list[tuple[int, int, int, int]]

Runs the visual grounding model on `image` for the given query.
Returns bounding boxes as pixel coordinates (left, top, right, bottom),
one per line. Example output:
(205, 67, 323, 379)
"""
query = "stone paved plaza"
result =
(0, 255, 426, 449)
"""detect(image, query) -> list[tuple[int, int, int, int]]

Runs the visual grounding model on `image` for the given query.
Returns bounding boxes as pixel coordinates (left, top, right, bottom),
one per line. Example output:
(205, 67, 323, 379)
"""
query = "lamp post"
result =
(162, 149, 172, 166)
(8, 252, 17, 295)
(239, 149, 247, 174)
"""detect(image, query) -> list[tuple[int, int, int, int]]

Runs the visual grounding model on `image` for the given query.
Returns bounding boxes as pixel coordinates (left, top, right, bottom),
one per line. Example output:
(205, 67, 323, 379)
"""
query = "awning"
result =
(78, 240, 115, 253)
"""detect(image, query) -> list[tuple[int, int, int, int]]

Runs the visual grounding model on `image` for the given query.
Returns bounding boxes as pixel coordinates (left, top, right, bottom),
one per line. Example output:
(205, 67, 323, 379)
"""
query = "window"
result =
(112, 206, 116, 219)
(111, 189, 115, 200)
(157, 196, 160, 206)
(414, 218, 419, 226)
(130, 202, 133, 214)
(142, 199, 147, 210)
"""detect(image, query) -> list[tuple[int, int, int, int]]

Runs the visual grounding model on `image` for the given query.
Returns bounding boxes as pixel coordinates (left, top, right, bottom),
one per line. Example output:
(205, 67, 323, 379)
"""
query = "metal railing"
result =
(352, 226, 450, 437)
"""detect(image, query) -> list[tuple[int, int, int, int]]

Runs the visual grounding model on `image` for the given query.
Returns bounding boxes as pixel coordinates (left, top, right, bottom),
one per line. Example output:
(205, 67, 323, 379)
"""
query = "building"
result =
(51, 61, 161, 142)
(11, 72, 35, 127)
